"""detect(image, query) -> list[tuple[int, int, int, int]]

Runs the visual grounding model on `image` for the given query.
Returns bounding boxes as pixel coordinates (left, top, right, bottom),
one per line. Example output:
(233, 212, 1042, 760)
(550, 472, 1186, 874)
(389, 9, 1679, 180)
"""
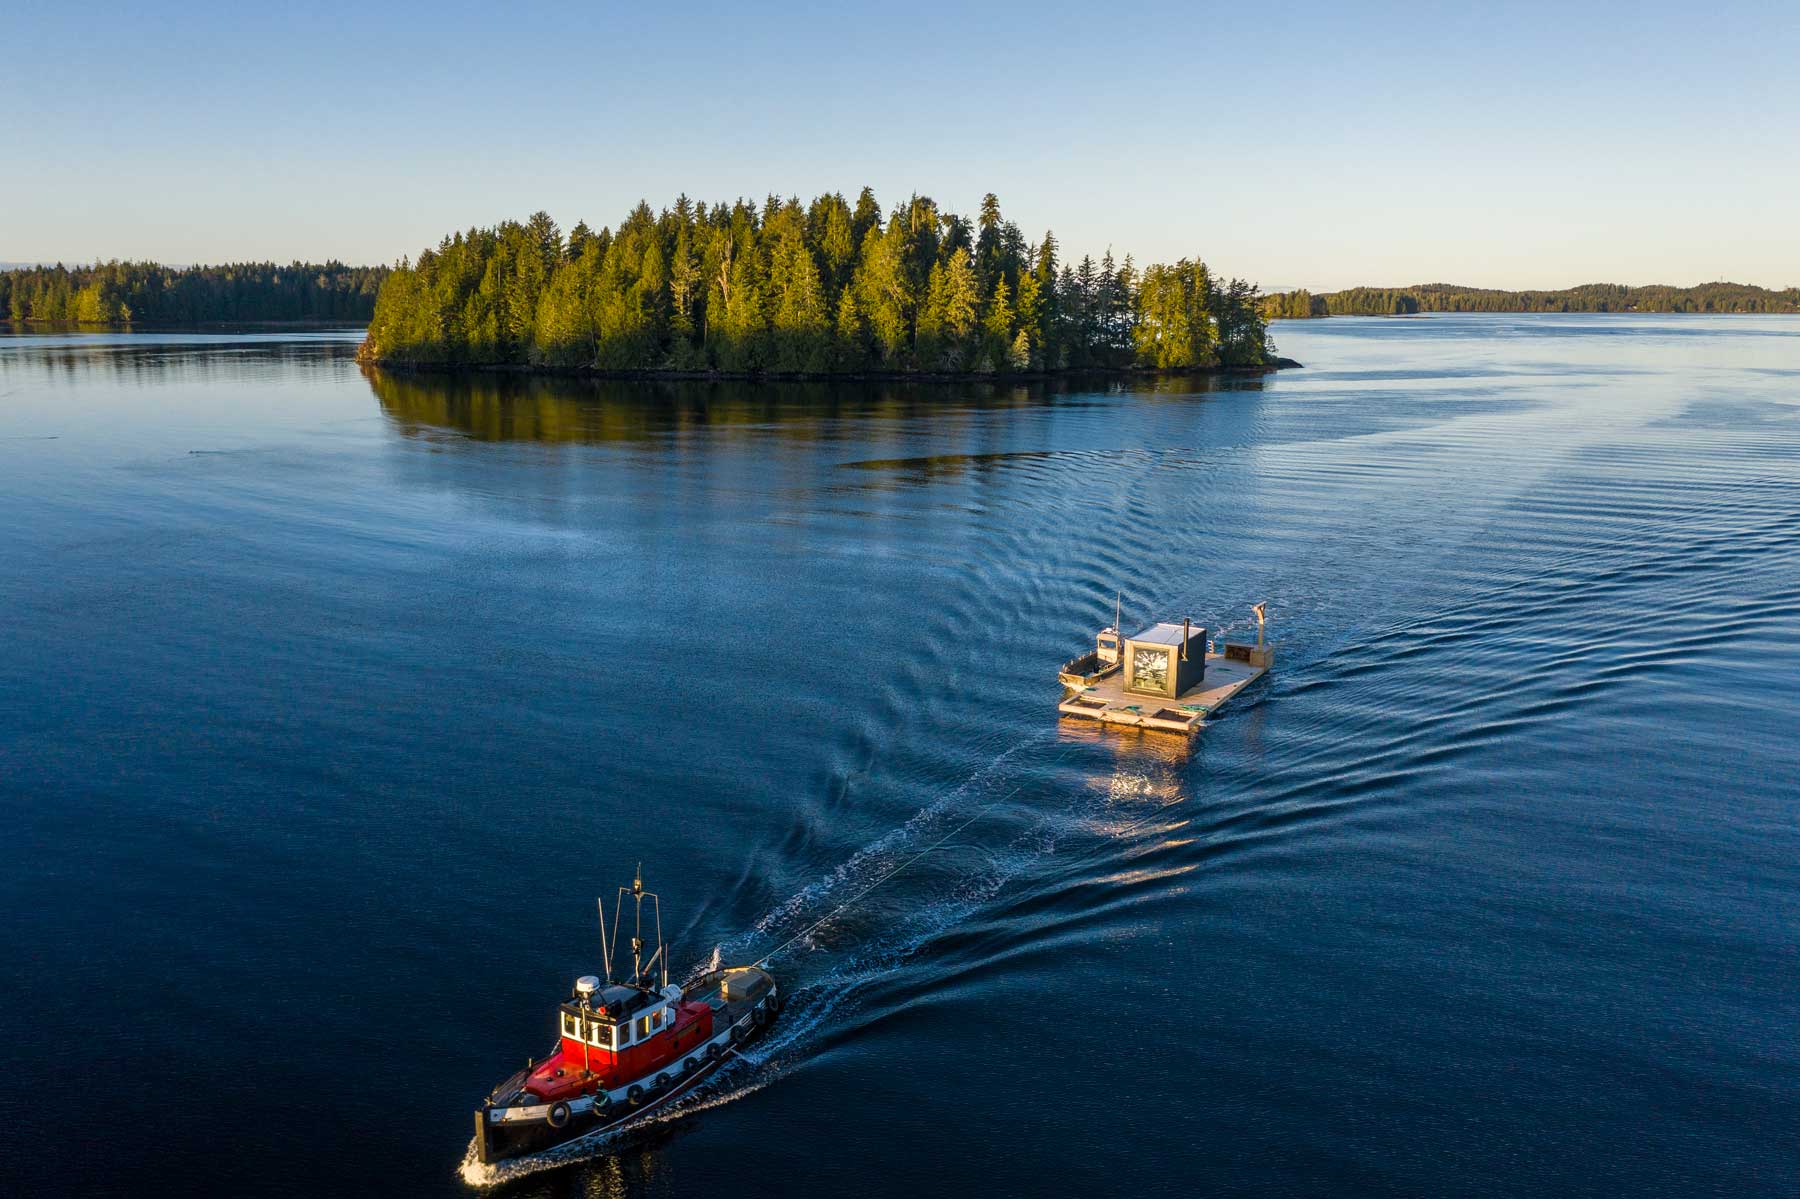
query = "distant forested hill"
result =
(2, 261, 386, 324)
(1262, 281, 1800, 319)
(359, 191, 1273, 376)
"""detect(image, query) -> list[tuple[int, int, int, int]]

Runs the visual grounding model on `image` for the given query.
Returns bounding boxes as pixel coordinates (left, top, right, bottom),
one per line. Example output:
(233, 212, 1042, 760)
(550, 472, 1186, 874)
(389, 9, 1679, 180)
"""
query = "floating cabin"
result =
(1058, 607, 1273, 733)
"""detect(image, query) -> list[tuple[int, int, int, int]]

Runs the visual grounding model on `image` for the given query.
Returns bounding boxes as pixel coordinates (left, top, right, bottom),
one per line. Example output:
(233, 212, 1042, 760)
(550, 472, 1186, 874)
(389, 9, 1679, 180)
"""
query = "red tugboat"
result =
(473, 872, 781, 1167)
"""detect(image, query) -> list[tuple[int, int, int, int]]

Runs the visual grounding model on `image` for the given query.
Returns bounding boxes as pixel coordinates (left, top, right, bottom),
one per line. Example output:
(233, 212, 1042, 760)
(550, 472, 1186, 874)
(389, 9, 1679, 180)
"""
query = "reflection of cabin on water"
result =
(1059, 606, 1272, 734)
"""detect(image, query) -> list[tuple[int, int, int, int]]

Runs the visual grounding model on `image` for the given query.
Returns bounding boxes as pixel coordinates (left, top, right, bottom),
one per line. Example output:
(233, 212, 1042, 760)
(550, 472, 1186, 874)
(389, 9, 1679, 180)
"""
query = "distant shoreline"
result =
(2, 318, 368, 332)
(1261, 281, 1799, 319)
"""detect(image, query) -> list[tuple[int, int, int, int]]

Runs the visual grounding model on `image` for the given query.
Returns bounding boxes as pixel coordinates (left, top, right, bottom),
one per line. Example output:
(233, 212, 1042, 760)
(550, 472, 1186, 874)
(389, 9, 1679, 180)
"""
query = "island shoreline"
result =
(354, 355, 1302, 383)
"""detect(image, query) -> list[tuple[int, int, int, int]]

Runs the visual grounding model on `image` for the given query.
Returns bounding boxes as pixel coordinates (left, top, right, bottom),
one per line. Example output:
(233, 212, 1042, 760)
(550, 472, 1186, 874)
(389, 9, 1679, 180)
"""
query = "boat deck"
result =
(1058, 648, 1269, 733)
(685, 966, 774, 1029)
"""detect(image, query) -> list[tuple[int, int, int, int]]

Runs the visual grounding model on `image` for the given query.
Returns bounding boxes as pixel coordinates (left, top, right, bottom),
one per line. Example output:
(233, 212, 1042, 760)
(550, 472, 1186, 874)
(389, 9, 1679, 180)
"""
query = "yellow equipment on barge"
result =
(1057, 604, 1271, 734)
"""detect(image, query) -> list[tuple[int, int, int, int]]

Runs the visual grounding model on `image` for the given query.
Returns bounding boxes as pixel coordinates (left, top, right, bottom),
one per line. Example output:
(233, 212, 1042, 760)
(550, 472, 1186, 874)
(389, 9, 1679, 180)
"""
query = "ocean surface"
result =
(2, 315, 1797, 1197)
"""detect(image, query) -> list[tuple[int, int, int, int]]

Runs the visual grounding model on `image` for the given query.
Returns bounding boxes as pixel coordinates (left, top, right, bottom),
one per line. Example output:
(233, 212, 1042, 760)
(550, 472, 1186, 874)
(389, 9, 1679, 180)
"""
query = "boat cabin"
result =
(1123, 621, 1207, 698)
(1058, 626, 1123, 688)
(559, 986, 677, 1054)
(555, 980, 713, 1080)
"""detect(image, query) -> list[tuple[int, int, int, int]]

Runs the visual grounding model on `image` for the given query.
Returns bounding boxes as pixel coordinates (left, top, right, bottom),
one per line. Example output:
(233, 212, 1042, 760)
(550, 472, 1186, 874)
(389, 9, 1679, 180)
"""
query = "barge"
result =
(1058, 604, 1272, 733)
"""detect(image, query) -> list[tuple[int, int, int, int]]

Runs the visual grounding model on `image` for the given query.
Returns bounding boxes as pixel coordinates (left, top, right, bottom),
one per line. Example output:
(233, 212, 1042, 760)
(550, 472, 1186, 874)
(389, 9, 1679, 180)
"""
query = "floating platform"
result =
(1059, 642, 1272, 734)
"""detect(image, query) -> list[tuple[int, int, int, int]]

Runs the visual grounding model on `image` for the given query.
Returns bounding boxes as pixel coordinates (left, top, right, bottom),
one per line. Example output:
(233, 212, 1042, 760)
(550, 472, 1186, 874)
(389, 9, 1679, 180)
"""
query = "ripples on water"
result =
(1, 316, 1797, 1198)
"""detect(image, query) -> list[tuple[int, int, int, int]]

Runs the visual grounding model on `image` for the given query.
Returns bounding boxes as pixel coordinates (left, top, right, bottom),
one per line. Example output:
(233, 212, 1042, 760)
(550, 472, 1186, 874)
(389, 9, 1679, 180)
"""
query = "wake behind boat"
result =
(472, 871, 781, 1169)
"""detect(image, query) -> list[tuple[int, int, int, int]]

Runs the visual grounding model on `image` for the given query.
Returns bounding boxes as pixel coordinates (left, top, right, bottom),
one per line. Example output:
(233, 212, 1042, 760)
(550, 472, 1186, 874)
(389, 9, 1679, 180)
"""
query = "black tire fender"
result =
(752, 1005, 768, 1027)
(627, 1084, 645, 1106)
(546, 1101, 571, 1129)
(705, 1043, 721, 1061)
(654, 1072, 671, 1091)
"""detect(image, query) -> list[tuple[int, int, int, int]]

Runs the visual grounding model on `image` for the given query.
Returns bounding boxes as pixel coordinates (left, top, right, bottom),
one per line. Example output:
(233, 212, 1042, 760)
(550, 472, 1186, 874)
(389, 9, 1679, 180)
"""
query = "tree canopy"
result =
(361, 191, 1273, 375)
(2, 261, 385, 325)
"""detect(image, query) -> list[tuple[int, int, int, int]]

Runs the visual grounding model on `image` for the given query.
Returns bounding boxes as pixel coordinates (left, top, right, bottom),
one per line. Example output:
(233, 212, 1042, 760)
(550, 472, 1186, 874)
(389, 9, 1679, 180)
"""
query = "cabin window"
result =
(589, 1023, 613, 1049)
(636, 1012, 655, 1040)
(1132, 647, 1170, 692)
(561, 1013, 580, 1040)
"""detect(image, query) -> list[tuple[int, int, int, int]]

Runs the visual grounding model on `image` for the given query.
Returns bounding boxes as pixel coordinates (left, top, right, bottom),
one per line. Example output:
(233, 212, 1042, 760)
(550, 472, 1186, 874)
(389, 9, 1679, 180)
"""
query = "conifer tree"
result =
(855, 218, 910, 363)
(983, 276, 1013, 369)
(566, 222, 594, 262)
(833, 286, 866, 369)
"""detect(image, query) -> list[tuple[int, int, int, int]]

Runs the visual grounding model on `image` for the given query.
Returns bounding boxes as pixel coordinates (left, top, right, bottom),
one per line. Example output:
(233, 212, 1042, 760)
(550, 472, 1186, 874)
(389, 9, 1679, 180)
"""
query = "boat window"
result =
(561, 1013, 580, 1040)
(636, 1012, 655, 1040)
(589, 1022, 613, 1049)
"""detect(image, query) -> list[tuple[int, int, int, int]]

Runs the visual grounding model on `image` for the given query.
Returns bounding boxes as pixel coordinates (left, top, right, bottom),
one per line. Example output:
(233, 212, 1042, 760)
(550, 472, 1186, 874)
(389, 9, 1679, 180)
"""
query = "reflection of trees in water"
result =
(4, 334, 358, 387)
(363, 365, 1257, 446)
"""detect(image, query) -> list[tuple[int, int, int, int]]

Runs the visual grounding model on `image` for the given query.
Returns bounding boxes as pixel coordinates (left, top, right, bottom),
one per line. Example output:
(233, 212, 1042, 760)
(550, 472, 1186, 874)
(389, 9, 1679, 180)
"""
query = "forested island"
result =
(1262, 281, 1800, 319)
(360, 191, 1279, 377)
(2, 261, 386, 325)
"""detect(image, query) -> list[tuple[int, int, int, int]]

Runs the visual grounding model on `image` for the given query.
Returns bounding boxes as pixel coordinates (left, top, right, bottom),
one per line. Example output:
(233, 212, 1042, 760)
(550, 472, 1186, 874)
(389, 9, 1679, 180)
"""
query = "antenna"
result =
(608, 890, 624, 985)
(655, 892, 667, 989)
(598, 896, 613, 983)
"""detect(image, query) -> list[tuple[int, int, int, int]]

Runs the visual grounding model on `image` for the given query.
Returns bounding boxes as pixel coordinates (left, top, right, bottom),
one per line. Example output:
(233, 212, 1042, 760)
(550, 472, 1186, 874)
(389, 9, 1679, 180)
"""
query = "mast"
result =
(631, 864, 644, 984)
(617, 864, 665, 990)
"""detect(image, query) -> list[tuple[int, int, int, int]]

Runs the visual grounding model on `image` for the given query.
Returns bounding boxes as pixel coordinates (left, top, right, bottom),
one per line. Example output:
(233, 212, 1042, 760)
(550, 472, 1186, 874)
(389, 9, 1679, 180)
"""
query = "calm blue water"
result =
(2, 316, 1796, 1197)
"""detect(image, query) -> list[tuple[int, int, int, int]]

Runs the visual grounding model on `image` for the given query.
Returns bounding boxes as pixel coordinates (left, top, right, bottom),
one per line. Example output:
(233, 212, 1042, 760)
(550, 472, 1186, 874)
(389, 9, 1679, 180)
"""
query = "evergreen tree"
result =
(770, 230, 829, 372)
(850, 186, 881, 252)
(983, 276, 1013, 369)
(975, 193, 1004, 294)
(855, 217, 910, 363)
(566, 221, 594, 262)
(833, 286, 867, 370)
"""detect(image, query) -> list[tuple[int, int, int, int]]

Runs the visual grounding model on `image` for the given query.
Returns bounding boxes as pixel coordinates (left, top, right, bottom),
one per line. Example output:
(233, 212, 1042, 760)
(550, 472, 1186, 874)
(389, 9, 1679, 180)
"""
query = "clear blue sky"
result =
(4, 0, 1796, 290)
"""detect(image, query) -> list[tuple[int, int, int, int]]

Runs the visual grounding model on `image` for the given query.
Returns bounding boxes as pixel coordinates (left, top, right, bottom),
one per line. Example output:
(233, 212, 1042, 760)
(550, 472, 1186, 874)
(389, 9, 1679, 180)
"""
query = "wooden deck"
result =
(1058, 647, 1270, 733)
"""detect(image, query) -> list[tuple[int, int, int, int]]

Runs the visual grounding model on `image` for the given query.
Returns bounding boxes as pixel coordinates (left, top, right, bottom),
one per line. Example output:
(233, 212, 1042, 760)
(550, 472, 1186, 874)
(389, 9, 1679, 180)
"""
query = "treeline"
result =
(1263, 281, 1800, 319)
(1262, 289, 1330, 319)
(2, 261, 387, 325)
(361, 191, 1272, 375)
